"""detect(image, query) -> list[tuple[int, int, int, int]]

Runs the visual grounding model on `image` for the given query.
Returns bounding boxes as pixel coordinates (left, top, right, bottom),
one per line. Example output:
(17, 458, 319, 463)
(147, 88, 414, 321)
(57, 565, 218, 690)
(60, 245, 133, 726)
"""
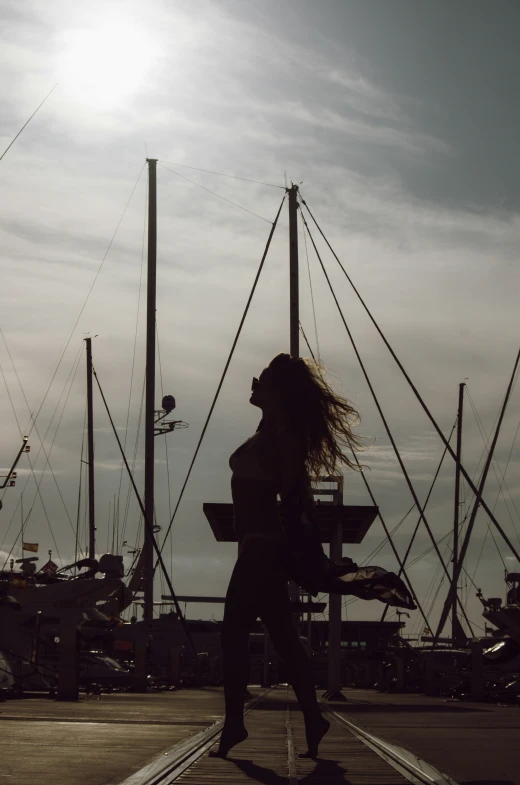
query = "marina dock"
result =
(3, 687, 518, 784)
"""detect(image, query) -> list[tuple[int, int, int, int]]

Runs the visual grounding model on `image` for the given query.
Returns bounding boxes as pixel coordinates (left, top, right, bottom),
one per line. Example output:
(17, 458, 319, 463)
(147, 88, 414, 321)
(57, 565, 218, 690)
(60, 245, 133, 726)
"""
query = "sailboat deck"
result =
(1, 686, 519, 784)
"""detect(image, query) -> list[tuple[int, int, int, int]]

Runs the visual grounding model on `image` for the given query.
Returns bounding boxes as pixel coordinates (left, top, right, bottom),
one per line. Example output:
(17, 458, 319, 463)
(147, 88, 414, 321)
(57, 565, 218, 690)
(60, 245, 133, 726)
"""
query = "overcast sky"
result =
(1, 0, 519, 638)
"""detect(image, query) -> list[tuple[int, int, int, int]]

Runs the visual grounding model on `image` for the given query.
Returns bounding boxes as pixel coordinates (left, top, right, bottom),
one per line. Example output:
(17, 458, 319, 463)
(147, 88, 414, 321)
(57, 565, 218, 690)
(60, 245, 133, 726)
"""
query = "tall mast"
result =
(144, 158, 158, 625)
(451, 382, 464, 644)
(288, 184, 299, 358)
(85, 336, 95, 560)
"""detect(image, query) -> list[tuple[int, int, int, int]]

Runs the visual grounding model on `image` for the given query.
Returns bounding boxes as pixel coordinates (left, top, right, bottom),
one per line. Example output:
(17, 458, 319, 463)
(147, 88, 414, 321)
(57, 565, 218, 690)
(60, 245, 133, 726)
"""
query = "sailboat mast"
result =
(288, 184, 299, 358)
(144, 158, 158, 625)
(85, 336, 96, 560)
(451, 382, 464, 644)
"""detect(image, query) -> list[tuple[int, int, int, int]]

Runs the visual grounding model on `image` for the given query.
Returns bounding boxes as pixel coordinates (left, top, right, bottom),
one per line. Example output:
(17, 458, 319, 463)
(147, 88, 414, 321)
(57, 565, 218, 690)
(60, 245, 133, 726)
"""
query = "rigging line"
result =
(158, 163, 273, 224)
(0, 83, 57, 163)
(299, 322, 317, 362)
(157, 159, 285, 189)
(435, 346, 520, 640)
(156, 195, 286, 560)
(462, 380, 517, 516)
(406, 516, 470, 572)
(359, 505, 416, 566)
(120, 373, 146, 547)
(302, 222, 321, 362)
(301, 213, 475, 632)
(1, 484, 62, 571)
(466, 385, 520, 542)
(302, 215, 443, 571)
(410, 540, 450, 638)
(351, 451, 431, 631)
(470, 435, 516, 591)
(380, 420, 457, 622)
(0, 329, 76, 529)
(339, 516, 473, 608)
(156, 321, 174, 576)
(0, 345, 83, 554)
(0, 343, 84, 540)
(74, 399, 88, 567)
(116, 177, 148, 544)
(460, 564, 485, 592)
(426, 572, 447, 627)
(466, 389, 508, 495)
(21, 162, 146, 441)
(92, 366, 197, 654)
(0, 358, 66, 561)
(299, 196, 518, 557)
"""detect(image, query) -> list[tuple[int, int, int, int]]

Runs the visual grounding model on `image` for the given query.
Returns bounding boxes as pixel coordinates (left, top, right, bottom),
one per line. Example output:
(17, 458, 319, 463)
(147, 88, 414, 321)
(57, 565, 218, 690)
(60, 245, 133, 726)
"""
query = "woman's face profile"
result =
(249, 367, 277, 409)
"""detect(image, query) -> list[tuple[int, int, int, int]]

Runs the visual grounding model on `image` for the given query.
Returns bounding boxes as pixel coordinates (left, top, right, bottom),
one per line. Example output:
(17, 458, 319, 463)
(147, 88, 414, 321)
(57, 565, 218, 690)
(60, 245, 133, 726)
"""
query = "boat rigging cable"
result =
(92, 367, 197, 655)
(299, 207, 475, 632)
(18, 163, 146, 443)
(116, 178, 148, 555)
(0, 83, 57, 164)
(434, 346, 520, 642)
(379, 422, 457, 620)
(156, 195, 286, 562)
(0, 341, 84, 535)
(159, 163, 274, 224)
(350, 445, 431, 631)
(342, 423, 459, 618)
(156, 321, 175, 585)
(0, 342, 84, 567)
(299, 321, 317, 363)
(464, 392, 518, 589)
(0, 329, 78, 534)
(120, 375, 146, 552)
(301, 222, 321, 363)
(157, 159, 285, 190)
(74, 399, 88, 567)
(466, 384, 520, 546)
(299, 196, 520, 564)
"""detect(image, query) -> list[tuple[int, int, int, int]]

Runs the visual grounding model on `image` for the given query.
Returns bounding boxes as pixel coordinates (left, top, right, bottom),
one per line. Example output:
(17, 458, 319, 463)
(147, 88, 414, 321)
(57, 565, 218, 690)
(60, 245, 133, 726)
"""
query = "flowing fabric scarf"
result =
(282, 491, 416, 611)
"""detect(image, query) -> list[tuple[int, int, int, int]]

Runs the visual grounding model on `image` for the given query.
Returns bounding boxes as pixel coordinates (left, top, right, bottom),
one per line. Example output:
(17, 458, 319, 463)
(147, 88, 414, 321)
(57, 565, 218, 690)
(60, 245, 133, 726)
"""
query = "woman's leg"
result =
(214, 550, 260, 756)
(260, 563, 329, 758)
(260, 583, 320, 721)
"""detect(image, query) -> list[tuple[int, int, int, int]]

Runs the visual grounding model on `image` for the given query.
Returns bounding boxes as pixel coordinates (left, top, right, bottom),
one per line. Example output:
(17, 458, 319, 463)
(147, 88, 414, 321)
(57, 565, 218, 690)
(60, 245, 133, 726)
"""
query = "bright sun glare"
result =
(57, 25, 159, 109)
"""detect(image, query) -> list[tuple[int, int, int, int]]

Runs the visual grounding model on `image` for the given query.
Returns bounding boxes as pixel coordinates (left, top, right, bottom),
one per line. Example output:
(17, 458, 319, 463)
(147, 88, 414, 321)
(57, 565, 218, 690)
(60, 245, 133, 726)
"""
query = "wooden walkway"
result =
(2, 686, 513, 785)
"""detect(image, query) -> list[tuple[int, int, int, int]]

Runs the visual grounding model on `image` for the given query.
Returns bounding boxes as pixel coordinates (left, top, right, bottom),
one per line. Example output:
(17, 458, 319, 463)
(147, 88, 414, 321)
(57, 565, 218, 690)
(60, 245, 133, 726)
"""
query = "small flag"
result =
(423, 627, 432, 636)
(41, 559, 57, 575)
(23, 542, 38, 553)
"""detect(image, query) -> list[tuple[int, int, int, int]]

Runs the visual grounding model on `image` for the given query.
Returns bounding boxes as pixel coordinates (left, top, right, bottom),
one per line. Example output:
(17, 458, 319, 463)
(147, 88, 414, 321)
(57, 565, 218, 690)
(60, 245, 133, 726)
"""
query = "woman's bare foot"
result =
(299, 715, 330, 760)
(209, 722, 248, 758)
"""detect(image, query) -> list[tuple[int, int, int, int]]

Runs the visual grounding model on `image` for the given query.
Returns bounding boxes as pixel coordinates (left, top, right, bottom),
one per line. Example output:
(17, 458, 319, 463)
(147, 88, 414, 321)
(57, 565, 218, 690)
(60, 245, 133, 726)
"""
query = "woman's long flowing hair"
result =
(268, 353, 366, 478)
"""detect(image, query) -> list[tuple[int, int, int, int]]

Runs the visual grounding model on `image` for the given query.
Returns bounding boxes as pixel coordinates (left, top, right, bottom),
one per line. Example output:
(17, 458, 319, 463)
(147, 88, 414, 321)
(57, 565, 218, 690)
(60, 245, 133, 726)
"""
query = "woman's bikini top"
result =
(229, 431, 280, 485)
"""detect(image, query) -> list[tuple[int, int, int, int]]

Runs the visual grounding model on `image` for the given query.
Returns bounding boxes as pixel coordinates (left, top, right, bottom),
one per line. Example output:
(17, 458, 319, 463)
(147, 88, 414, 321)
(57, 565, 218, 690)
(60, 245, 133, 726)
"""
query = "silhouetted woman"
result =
(213, 353, 364, 759)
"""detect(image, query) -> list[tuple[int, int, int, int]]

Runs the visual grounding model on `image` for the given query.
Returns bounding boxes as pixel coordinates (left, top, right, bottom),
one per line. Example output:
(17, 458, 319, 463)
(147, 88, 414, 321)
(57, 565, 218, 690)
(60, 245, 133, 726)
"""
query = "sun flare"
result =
(56, 24, 159, 109)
